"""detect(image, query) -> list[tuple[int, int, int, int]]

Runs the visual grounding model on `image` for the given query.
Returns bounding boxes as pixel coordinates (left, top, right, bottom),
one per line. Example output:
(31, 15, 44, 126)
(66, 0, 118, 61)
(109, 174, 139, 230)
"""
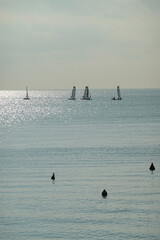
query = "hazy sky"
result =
(0, 0, 160, 89)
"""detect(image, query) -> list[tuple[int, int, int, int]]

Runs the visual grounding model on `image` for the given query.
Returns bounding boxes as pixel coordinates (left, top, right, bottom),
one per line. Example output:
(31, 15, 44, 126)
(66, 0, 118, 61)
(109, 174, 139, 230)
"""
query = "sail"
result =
(83, 87, 86, 98)
(69, 86, 76, 100)
(111, 86, 122, 100)
(86, 86, 89, 98)
(24, 86, 30, 100)
(82, 86, 91, 100)
(117, 86, 121, 99)
(84, 86, 89, 98)
(72, 86, 76, 98)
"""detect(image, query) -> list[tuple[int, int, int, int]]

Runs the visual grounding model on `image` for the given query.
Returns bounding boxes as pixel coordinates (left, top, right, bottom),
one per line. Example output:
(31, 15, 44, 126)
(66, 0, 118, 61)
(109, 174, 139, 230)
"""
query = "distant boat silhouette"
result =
(81, 86, 92, 100)
(102, 189, 107, 198)
(23, 86, 30, 100)
(51, 172, 55, 180)
(69, 86, 76, 100)
(149, 163, 155, 171)
(111, 86, 122, 100)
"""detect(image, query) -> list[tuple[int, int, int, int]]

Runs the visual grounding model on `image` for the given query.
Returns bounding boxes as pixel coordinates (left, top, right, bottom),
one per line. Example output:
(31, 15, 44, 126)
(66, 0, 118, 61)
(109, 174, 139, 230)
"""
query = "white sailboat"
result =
(81, 86, 92, 100)
(69, 86, 76, 100)
(117, 86, 122, 100)
(23, 86, 30, 100)
(111, 86, 122, 100)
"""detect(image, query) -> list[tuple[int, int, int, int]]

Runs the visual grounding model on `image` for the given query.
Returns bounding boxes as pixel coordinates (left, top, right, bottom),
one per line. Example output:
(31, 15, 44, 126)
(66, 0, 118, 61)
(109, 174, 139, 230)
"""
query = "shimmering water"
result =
(0, 89, 160, 240)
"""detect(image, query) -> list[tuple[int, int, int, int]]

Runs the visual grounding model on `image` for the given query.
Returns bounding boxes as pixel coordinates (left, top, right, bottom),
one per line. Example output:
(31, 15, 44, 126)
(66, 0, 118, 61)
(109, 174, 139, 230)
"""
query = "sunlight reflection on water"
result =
(0, 89, 160, 240)
(0, 90, 70, 126)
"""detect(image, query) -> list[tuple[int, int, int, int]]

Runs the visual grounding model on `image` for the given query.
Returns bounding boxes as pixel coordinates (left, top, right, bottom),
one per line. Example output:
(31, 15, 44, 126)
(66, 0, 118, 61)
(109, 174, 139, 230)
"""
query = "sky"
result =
(0, 0, 160, 90)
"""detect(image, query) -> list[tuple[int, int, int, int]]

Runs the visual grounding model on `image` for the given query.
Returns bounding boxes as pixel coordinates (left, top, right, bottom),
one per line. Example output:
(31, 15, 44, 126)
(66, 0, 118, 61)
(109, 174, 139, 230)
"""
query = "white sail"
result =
(84, 87, 88, 98)
(69, 86, 76, 100)
(72, 86, 76, 98)
(117, 86, 122, 100)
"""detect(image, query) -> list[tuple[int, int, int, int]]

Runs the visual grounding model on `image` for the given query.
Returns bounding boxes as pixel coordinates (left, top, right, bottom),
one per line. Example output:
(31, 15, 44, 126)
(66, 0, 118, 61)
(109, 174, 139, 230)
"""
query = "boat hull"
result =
(81, 98, 92, 100)
(23, 97, 30, 100)
(111, 98, 122, 100)
(68, 97, 76, 100)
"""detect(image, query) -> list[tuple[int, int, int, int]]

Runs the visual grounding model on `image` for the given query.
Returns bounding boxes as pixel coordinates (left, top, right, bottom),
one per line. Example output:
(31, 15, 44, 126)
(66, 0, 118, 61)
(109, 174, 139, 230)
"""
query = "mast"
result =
(24, 86, 30, 100)
(26, 86, 29, 98)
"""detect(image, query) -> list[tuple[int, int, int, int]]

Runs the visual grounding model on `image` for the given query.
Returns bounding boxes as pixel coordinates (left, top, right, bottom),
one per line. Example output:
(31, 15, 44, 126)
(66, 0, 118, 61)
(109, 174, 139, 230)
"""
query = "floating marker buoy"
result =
(149, 163, 155, 171)
(51, 172, 55, 180)
(102, 189, 107, 198)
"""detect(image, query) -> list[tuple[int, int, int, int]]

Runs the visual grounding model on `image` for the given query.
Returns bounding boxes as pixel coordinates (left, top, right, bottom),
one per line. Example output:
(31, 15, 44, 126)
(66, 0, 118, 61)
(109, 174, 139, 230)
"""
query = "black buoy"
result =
(149, 163, 155, 171)
(102, 189, 107, 198)
(51, 172, 55, 180)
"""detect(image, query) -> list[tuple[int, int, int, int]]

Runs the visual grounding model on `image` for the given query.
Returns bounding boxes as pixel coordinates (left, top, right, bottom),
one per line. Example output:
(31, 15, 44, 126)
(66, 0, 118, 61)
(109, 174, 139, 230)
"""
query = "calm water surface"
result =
(0, 89, 160, 240)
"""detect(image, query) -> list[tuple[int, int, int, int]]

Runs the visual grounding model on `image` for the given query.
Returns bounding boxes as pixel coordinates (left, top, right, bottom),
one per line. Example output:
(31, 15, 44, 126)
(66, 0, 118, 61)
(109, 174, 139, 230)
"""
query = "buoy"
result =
(149, 163, 155, 171)
(102, 189, 107, 198)
(51, 172, 55, 180)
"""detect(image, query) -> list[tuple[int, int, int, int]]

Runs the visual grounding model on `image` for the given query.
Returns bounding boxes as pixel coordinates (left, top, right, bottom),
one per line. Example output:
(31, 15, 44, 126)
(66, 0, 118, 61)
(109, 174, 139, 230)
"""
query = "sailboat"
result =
(117, 86, 122, 100)
(81, 86, 92, 100)
(23, 86, 30, 100)
(69, 86, 76, 100)
(111, 86, 122, 100)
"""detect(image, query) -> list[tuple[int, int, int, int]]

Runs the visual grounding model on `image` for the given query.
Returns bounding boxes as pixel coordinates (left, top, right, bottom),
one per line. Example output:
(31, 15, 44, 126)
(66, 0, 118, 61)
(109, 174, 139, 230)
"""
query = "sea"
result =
(0, 89, 160, 240)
